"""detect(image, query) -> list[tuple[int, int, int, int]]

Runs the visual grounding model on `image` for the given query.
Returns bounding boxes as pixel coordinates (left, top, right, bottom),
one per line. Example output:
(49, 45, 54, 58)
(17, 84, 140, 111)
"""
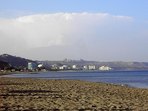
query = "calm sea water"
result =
(2, 71, 148, 88)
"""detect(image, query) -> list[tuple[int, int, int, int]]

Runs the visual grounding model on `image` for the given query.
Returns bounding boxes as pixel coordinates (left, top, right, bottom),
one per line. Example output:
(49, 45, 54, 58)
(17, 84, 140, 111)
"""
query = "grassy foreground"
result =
(0, 78, 148, 111)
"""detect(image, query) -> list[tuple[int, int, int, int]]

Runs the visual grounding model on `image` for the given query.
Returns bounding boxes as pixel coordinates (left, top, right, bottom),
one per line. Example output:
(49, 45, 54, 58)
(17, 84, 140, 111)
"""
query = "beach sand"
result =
(0, 78, 148, 111)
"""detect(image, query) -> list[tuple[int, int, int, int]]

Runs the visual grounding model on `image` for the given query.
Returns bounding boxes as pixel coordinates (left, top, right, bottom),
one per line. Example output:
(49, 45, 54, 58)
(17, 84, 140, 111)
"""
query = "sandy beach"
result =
(0, 78, 148, 111)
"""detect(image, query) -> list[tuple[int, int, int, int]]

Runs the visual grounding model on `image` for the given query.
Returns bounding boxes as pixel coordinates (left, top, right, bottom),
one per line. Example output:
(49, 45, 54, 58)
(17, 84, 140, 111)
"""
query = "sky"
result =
(0, 0, 148, 61)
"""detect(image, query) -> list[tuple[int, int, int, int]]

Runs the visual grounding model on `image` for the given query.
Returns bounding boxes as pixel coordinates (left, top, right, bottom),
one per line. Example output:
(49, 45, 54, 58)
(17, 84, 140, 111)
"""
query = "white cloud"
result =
(1, 12, 147, 61)
(0, 12, 133, 47)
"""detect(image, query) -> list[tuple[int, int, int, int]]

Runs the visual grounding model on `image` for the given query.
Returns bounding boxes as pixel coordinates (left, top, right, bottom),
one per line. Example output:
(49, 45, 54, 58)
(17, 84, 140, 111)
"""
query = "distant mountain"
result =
(0, 54, 36, 68)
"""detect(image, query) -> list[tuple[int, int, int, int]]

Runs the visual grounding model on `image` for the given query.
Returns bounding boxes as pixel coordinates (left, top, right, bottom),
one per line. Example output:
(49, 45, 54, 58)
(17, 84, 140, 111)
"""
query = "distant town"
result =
(1, 54, 148, 74)
(0, 54, 112, 73)
(27, 62, 112, 72)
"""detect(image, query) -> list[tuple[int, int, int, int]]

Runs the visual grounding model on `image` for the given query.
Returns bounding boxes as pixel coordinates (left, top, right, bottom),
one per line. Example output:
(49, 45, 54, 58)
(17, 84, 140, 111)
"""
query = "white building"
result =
(83, 65, 88, 70)
(59, 66, 64, 70)
(59, 65, 68, 70)
(51, 64, 58, 70)
(99, 66, 112, 71)
(83, 65, 96, 70)
(88, 65, 96, 70)
(72, 65, 77, 69)
(28, 62, 37, 70)
(38, 64, 43, 68)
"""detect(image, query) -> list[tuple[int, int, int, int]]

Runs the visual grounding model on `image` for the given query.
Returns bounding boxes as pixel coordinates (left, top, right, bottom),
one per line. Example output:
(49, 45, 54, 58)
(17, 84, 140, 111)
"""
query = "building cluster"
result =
(27, 62, 46, 72)
(49, 64, 112, 71)
(0, 62, 113, 73)
(99, 66, 112, 71)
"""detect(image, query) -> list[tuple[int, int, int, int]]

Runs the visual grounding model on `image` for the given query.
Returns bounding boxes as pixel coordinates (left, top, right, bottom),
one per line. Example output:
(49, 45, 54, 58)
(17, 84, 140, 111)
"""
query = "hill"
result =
(0, 60, 10, 70)
(1, 54, 148, 71)
(0, 54, 36, 68)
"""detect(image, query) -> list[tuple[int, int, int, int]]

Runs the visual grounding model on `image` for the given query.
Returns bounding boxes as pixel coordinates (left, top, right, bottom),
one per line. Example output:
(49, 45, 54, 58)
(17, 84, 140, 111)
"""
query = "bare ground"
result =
(0, 78, 148, 111)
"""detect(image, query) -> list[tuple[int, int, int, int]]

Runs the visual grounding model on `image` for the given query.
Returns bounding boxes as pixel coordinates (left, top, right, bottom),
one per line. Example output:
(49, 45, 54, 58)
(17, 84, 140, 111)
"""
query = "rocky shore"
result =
(0, 78, 148, 111)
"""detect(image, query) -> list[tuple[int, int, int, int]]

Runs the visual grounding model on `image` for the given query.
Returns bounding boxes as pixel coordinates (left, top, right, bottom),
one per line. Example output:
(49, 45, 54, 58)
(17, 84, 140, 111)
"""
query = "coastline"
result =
(1, 70, 148, 89)
(0, 71, 39, 76)
(0, 77, 148, 110)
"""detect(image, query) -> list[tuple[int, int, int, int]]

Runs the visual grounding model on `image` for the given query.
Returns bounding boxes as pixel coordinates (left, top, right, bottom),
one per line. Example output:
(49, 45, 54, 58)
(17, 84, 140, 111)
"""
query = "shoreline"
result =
(0, 77, 148, 110)
(1, 71, 148, 89)
(0, 71, 39, 76)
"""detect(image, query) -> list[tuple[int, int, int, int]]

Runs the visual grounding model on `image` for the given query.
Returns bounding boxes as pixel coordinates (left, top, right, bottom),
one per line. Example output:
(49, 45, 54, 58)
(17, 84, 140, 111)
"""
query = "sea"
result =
(1, 71, 148, 89)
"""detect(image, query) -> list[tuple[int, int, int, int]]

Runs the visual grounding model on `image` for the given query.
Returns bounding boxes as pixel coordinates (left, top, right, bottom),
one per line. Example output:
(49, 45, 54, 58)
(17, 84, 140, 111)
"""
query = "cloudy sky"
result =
(0, 0, 148, 61)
